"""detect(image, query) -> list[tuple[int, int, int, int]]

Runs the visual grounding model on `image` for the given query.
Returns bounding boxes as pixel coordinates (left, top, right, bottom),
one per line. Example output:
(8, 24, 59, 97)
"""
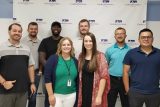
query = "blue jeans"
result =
(28, 71, 41, 107)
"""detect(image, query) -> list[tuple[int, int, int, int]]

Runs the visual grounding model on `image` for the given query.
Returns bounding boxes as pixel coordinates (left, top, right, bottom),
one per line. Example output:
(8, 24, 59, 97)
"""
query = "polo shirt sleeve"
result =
(123, 50, 132, 65)
(105, 48, 110, 63)
(38, 39, 46, 52)
(29, 50, 35, 66)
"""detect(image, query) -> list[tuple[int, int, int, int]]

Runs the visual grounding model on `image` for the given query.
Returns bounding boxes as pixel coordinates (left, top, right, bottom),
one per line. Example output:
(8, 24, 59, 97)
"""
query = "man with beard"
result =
(0, 23, 36, 107)
(21, 22, 42, 107)
(105, 27, 130, 107)
(74, 19, 90, 58)
(38, 21, 63, 107)
(78, 19, 90, 39)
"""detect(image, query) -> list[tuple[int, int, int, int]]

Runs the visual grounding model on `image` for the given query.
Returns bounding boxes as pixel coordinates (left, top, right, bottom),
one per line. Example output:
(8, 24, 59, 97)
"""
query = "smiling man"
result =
(38, 21, 63, 107)
(123, 28, 160, 107)
(105, 27, 130, 107)
(0, 23, 36, 107)
(79, 19, 90, 39)
(21, 22, 42, 107)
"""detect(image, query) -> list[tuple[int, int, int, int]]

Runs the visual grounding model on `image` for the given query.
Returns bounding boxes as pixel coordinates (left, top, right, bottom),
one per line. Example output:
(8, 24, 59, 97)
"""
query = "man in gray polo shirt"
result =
(21, 22, 42, 107)
(0, 23, 36, 107)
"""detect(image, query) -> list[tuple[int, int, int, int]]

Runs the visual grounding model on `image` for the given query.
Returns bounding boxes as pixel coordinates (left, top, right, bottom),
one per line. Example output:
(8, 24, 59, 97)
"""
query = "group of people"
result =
(0, 19, 159, 107)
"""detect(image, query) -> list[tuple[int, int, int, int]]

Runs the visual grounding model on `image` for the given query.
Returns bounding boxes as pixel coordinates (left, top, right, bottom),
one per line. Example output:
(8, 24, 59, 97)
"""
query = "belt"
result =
(110, 75, 122, 80)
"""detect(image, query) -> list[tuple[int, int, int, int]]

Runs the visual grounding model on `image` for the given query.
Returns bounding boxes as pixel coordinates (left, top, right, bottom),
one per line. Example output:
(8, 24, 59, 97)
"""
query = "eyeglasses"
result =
(140, 36, 153, 40)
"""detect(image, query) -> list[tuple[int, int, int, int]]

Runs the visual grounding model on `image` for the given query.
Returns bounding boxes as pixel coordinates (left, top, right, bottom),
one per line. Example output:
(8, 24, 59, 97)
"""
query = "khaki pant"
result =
(0, 92, 28, 107)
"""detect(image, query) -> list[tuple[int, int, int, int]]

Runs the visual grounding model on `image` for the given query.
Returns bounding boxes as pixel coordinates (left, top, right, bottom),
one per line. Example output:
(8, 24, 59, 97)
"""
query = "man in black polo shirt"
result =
(38, 21, 63, 107)
(123, 28, 160, 107)
(0, 23, 36, 107)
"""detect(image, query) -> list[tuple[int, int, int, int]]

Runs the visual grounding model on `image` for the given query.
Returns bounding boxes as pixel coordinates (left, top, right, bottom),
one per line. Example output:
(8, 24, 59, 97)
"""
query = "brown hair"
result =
(79, 19, 90, 28)
(79, 32, 98, 72)
(114, 27, 126, 35)
(8, 23, 22, 31)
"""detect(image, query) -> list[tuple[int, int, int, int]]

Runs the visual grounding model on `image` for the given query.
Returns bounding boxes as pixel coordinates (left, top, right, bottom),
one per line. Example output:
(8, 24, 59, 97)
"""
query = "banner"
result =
(1, 0, 147, 55)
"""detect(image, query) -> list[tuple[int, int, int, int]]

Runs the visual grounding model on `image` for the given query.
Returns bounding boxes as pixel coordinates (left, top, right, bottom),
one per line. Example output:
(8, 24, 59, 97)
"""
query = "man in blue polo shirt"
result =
(105, 27, 130, 107)
(123, 28, 160, 107)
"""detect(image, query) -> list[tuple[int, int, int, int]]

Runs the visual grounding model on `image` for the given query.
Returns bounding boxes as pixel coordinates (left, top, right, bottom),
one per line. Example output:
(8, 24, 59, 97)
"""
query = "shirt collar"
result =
(137, 46, 157, 54)
(27, 35, 38, 43)
(114, 43, 128, 49)
(7, 39, 23, 48)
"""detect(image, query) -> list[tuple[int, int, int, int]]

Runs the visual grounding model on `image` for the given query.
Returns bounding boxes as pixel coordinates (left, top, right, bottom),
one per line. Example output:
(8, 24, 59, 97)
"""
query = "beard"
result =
(52, 31, 60, 37)
(80, 30, 88, 36)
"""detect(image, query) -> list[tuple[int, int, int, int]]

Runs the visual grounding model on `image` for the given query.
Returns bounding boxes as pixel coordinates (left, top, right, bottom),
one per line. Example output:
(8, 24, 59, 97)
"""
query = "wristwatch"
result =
(30, 82, 35, 85)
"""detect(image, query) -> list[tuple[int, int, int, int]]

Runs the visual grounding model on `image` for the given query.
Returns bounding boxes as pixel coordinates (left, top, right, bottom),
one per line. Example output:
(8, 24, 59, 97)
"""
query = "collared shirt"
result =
(0, 40, 35, 93)
(105, 43, 130, 77)
(123, 46, 160, 94)
(21, 36, 40, 69)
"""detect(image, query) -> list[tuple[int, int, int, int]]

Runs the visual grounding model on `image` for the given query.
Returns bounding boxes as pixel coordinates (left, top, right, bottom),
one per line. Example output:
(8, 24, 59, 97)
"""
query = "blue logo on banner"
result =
(128, 40, 135, 42)
(36, 18, 43, 21)
(89, 20, 95, 23)
(130, 0, 137, 3)
(103, 0, 109, 3)
(18, 0, 33, 5)
(115, 20, 122, 23)
(76, 0, 82, 3)
(110, 19, 126, 25)
(62, 19, 69, 22)
(99, 38, 111, 44)
(88, 19, 98, 25)
(101, 39, 108, 42)
(72, 0, 86, 5)
(23, 0, 29, 1)
(61, 19, 72, 24)
(49, 0, 56, 2)
(13, 18, 17, 20)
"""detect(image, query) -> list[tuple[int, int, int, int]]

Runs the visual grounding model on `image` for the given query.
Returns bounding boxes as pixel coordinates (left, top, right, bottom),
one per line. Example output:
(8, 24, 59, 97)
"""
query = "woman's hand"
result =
(49, 94, 56, 106)
(95, 96, 102, 106)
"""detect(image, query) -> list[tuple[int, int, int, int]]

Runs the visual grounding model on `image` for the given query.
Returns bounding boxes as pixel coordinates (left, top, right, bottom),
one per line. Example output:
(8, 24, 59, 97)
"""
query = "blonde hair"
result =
(56, 37, 75, 57)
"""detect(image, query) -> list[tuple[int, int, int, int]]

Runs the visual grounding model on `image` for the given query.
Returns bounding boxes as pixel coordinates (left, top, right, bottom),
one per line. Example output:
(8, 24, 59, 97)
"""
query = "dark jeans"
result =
(108, 75, 129, 107)
(28, 71, 41, 107)
(128, 89, 160, 107)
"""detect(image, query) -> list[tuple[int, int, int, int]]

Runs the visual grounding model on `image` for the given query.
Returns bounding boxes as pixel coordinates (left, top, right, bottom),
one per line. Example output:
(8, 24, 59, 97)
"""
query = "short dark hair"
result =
(139, 28, 153, 38)
(79, 19, 90, 27)
(8, 23, 22, 31)
(115, 27, 126, 34)
(28, 22, 38, 29)
(51, 21, 61, 28)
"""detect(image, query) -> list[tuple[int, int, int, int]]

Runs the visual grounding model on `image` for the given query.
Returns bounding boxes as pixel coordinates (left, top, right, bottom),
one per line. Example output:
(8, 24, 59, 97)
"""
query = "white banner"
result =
(1, 0, 147, 55)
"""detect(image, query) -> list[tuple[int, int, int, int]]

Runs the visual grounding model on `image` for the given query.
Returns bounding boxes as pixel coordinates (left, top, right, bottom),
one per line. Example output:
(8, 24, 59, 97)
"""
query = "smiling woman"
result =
(78, 32, 110, 107)
(44, 37, 78, 107)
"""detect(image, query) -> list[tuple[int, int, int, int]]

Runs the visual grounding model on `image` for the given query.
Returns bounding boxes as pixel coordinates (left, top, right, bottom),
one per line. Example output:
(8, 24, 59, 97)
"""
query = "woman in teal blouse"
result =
(44, 37, 78, 107)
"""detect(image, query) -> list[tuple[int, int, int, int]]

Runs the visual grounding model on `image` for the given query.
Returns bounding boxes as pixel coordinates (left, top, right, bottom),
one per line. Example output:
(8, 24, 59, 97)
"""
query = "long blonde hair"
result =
(56, 37, 75, 57)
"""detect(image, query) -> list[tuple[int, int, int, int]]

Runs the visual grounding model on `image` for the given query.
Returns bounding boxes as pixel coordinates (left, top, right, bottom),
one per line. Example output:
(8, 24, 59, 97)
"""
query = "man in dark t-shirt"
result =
(38, 21, 63, 107)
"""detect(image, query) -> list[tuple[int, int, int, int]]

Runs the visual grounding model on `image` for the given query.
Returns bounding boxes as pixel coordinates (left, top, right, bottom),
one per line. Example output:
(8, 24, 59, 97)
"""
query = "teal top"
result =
(105, 43, 130, 77)
(54, 56, 77, 94)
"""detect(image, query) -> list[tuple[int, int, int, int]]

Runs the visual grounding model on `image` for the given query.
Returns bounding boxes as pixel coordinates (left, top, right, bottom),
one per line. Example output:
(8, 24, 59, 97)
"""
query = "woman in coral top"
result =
(78, 32, 110, 107)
